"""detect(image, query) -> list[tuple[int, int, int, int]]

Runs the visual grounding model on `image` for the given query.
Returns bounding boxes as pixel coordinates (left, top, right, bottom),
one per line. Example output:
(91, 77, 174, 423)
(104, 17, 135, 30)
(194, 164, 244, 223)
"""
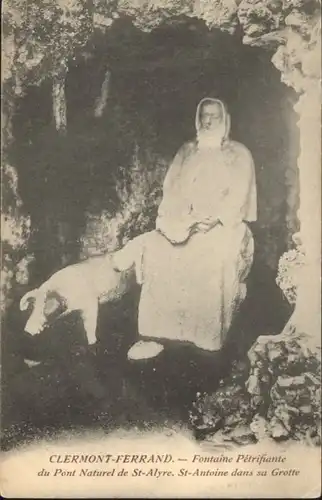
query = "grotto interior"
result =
(2, 11, 320, 450)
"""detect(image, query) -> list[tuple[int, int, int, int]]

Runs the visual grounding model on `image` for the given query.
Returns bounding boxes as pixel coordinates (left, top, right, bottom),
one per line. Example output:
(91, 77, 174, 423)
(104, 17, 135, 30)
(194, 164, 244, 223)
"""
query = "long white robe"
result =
(113, 99, 257, 352)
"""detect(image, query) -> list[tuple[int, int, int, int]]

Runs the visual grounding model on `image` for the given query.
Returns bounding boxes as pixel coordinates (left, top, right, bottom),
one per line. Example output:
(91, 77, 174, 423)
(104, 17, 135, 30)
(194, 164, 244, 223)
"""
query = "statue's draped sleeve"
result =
(156, 143, 195, 241)
(160, 144, 187, 200)
(217, 144, 257, 227)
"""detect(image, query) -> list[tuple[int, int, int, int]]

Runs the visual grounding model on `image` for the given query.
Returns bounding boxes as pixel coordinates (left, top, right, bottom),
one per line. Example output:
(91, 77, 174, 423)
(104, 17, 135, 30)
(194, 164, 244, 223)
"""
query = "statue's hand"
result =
(196, 222, 212, 233)
(194, 218, 220, 233)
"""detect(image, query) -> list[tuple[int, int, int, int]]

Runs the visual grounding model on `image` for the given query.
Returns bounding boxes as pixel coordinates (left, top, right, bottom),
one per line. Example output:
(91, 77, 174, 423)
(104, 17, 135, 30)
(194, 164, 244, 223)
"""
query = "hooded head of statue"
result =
(195, 98, 231, 151)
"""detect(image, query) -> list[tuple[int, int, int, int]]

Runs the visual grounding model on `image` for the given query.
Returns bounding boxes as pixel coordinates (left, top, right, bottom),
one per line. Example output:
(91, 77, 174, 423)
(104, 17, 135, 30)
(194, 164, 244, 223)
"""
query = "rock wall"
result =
(189, 0, 321, 447)
(191, 331, 321, 446)
(79, 146, 168, 257)
(1, 163, 32, 316)
(242, 0, 321, 441)
(1, 73, 32, 318)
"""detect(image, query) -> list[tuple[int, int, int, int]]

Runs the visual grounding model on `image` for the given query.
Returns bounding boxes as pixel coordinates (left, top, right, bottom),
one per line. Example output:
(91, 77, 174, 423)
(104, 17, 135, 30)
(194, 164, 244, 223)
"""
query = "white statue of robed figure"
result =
(20, 97, 257, 361)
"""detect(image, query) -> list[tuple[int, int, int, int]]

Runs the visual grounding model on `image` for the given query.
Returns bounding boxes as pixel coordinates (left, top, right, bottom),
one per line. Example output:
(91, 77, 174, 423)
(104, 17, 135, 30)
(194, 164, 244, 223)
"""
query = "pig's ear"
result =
(44, 291, 66, 317)
(20, 289, 38, 311)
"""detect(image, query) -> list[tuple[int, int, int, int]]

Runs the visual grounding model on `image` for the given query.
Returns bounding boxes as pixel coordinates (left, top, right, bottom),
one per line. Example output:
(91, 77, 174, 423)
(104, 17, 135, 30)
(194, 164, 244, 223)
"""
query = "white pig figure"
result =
(19, 254, 134, 345)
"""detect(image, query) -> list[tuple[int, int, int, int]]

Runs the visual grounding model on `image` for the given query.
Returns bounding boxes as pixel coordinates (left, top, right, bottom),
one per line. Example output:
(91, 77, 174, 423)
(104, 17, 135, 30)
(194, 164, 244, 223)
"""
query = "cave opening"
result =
(4, 16, 299, 444)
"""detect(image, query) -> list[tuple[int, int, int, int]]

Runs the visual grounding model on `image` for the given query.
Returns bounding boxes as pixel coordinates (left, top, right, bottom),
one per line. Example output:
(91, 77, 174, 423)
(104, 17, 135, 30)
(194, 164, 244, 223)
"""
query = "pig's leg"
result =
(80, 299, 99, 345)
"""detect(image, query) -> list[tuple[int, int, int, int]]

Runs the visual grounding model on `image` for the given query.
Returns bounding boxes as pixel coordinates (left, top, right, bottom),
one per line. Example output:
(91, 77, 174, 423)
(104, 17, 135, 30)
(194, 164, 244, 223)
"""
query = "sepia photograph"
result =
(1, 0, 321, 497)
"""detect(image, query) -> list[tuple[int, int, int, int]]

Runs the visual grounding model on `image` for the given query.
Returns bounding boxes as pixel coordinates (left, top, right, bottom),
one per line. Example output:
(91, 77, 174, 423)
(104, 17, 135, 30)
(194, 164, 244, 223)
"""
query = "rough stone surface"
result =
(247, 331, 321, 444)
(238, 0, 285, 42)
(192, 0, 239, 33)
(190, 360, 257, 443)
(1, 163, 31, 315)
(2, 82, 31, 315)
(190, 331, 321, 445)
(276, 239, 305, 305)
(79, 147, 168, 257)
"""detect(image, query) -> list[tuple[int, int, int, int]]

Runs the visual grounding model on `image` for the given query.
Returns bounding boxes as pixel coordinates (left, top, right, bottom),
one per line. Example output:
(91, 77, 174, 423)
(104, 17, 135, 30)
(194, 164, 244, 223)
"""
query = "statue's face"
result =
(200, 102, 223, 131)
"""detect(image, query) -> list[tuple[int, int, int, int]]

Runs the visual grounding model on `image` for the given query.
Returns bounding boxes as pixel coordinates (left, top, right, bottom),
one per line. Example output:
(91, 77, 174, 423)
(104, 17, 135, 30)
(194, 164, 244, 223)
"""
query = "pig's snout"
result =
(24, 302, 47, 334)
(21, 288, 47, 335)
